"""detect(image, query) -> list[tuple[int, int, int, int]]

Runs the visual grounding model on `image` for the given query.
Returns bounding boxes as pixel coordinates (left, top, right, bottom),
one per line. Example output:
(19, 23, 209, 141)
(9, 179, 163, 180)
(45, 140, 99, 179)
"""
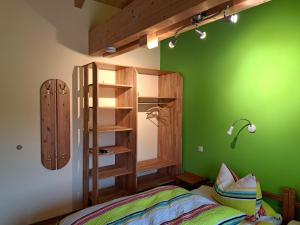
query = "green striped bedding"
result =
(59, 186, 246, 225)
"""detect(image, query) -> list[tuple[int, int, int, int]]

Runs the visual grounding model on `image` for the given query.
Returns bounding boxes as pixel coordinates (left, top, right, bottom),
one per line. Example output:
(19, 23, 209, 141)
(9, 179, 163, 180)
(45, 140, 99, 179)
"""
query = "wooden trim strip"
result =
(83, 66, 89, 208)
(92, 62, 99, 205)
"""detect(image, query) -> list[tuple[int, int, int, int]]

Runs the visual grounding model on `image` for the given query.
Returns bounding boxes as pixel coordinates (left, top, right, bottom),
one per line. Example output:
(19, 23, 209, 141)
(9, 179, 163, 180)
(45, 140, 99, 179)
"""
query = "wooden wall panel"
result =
(56, 80, 71, 169)
(41, 80, 57, 170)
(40, 79, 70, 170)
(158, 73, 183, 175)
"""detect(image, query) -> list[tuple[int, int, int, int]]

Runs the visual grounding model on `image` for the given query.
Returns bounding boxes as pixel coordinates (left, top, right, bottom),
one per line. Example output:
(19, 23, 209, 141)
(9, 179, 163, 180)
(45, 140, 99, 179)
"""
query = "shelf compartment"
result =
(89, 145, 132, 156)
(137, 173, 176, 192)
(90, 186, 129, 204)
(90, 125, 133, 133)
(89, 106, 133, 110)
(89, 83, 132, 89)
(89, 165, 133, 179)
(137, 158, 176, 172)
(138, 96, 176, 104)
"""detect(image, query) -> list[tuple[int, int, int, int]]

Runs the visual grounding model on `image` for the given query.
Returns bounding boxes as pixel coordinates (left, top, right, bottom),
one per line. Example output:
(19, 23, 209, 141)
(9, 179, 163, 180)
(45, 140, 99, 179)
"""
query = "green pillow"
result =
(213, 163, 262, 217)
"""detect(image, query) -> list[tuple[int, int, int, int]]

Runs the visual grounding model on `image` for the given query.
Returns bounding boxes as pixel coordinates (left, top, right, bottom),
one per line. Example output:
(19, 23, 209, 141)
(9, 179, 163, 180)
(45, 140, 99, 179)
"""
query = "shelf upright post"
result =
(92, 62, 99, 205)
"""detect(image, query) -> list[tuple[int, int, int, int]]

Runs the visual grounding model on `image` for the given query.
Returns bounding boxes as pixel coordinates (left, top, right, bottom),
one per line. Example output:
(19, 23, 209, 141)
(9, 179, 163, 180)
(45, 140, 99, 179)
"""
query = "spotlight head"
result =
(227, 126, 234, 136)
(230, 14, 239, 23)
(247, 124, 256, 133)
(168, 38, 177, 49)
(225, 14, 239, 24)
(195, 29, 207, 40)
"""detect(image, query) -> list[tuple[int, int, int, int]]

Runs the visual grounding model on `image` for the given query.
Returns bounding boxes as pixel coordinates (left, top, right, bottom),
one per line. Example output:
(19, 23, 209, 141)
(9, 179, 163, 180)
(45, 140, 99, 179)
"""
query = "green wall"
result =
(161, 0, 300, 196)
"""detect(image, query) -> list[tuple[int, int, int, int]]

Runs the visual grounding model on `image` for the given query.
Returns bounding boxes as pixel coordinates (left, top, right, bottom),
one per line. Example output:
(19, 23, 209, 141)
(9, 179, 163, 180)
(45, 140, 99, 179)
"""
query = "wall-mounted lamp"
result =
(227, 119, 256, 136)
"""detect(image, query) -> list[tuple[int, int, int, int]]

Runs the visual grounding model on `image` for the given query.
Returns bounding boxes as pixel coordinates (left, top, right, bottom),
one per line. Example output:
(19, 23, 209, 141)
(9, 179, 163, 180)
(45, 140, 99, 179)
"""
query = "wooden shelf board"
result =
(138, 96, 176, 103)
(89, 186, 129, 204)
(176, 172, 208, 185)
(89, 83, 132, 88)
(89, 125, 133, 133)
(89, 106, 133, 110)
(137, 158, 176, 172)
(89, 145, 132, 156)
(137, 173, 175, 192)
(89, 165, 133, 179)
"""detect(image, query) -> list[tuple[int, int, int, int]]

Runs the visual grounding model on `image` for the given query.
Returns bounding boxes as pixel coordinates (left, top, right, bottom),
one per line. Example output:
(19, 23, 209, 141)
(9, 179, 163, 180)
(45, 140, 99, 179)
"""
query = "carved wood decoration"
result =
(40, 79, 70, 170)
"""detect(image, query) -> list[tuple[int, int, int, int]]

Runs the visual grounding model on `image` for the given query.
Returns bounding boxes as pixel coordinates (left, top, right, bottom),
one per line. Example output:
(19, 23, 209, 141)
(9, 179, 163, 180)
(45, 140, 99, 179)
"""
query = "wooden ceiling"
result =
(74, 0, 133, 9)
(75, 0, 271, 57)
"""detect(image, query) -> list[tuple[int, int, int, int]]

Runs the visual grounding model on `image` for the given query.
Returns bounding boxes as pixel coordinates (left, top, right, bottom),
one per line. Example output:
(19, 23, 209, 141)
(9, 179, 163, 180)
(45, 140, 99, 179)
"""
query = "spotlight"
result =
(195, 29, 207, 40)
(168, 38, 177, 48)
(225, 14, 239, 24)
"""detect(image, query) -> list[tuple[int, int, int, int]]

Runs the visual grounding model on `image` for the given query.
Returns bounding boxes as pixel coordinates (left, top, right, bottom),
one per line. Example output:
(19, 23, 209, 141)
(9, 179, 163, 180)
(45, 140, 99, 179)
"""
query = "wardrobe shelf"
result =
(137, 158, 176, 172)
(89, 146, 132, 156)
(138, 96, 176, 104)
(90, 186, 129, 204)
(89, 125, 133, 133)
(137, 173, 176, 192)
(89, 83, 132, 89)
(89, 106, 133, 110)
(89, 165, 133, 179)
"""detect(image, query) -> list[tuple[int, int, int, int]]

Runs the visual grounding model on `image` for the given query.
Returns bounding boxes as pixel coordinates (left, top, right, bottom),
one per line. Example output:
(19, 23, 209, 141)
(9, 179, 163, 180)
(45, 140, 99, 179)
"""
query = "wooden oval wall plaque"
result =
(40, 79, 70, 170)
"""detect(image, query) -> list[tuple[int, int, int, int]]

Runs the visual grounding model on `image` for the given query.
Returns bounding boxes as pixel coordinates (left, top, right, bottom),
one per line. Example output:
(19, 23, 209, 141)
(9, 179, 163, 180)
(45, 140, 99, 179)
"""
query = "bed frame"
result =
(263, 188, 300, 223)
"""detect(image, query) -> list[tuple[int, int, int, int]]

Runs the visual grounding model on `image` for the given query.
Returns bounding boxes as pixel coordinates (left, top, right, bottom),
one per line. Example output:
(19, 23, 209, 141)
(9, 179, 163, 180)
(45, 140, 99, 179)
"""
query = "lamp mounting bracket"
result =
(191, 13, 206, 24)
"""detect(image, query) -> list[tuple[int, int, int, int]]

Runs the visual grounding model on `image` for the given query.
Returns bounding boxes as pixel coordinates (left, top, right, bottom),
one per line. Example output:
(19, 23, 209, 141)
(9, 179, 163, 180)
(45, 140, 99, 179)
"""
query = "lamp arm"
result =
(231, 118, 252, 126)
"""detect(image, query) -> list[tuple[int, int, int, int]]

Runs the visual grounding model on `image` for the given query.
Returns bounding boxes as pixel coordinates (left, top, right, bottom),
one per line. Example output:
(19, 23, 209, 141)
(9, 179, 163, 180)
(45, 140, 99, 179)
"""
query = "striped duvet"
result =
(59, 186, 246, 225)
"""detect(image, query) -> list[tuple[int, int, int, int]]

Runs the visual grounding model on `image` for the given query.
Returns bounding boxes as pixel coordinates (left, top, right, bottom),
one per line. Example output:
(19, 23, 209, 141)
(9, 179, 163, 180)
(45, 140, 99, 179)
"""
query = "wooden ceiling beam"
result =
(89, 0, 271, 57)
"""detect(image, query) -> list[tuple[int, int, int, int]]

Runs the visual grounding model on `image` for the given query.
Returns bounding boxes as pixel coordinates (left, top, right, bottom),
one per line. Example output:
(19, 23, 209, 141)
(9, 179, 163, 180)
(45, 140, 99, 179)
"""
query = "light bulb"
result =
(227, 126, 234, 135)
(229, 14, 238, 24)
(247, 124, 256, 133)
(200, 31, 207, 40)
(168, 38, 177, 48)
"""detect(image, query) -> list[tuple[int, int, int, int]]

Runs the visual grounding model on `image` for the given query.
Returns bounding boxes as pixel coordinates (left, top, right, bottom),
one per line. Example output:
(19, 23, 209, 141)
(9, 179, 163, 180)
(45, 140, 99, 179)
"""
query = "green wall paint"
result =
(161, 0, 300, 196)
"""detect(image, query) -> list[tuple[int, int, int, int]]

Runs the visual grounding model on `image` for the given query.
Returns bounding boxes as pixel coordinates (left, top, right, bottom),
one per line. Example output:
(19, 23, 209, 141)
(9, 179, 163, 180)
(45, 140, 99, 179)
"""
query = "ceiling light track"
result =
(168, 6, 239, 49)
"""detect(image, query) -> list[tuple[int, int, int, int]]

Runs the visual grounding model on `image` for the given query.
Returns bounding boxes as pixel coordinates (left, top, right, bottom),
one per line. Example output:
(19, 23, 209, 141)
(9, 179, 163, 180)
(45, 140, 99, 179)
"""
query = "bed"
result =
(59, 185, 295, 225)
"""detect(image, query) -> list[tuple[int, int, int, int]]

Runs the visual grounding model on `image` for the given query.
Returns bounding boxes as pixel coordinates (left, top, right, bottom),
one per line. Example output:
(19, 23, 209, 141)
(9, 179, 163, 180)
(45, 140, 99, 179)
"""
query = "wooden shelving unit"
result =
(90, 125, 133, 133)
(137, 158, 176, 172)
(89, 146, 132, 156)
(89, 165, 133, 179)
(82, 62, 182, 207)
(92, 186, 129, 204)
(138, 96, 176, 104)
(89, 83, 133, 89)
(137, 173, 176, 192)
(83, 62, 137, 207)
(89, 106, 133, 110)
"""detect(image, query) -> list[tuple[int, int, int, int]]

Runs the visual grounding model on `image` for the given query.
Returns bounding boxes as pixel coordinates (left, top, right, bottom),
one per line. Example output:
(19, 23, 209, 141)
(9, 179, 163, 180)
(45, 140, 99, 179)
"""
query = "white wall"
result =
(0, 1, 160, 224)
(137, 74, 159, 162)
